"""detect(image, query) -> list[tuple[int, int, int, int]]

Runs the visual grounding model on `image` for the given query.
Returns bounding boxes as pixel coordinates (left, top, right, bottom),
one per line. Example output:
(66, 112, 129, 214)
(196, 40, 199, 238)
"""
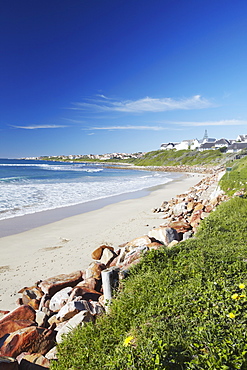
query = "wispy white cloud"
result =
(167, 119, 247, 127)
(84, 125, 169, 131)
(71, 95, 214, 113)
(10, 124, 68, 130)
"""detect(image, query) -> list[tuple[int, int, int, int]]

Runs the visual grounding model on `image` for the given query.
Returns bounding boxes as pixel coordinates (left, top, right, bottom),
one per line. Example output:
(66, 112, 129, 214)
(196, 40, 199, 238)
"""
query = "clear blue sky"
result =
(1, 0, 247, 157)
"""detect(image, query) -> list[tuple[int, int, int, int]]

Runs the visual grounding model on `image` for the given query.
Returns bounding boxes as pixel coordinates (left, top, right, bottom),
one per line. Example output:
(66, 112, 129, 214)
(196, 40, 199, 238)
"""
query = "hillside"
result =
(41, 149, 238, 168)
(125, 149, 235, 167)
(52, 157, 247, 370)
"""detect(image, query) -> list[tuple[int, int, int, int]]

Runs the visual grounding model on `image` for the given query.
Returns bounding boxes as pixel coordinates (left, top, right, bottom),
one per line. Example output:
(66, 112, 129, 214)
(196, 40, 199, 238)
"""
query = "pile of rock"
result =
(0, 171, 228, 369)
(149, 165, 224, 174)
(151, 172, 229, 240)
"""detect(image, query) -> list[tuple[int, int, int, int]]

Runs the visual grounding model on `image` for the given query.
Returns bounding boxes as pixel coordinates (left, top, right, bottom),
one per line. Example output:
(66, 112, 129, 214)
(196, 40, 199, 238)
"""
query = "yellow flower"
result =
(231, 293, 239, 300)
(123, 336, 134, 347)
(239, 283, 245, 290)
(240, 294, 246, 298)
(228, 312, 236, 319)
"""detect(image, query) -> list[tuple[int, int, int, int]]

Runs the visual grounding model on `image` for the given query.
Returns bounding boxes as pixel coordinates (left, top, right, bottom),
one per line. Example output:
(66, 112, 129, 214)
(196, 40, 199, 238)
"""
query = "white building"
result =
(174, 139, 200, 151)
(236, 135, 247, 142)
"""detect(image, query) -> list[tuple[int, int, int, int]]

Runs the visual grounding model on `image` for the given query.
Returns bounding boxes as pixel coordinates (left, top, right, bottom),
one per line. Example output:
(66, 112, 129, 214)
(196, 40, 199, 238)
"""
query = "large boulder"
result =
(0, 327, 55, 358)
(49, 287, 72, 312)
(100, 248, 117, 267)
(123, 246, 149, 266)
(91, 245, 115, 260)
(172, 202, 187, 217)
(189, 210, 203, 228)
(85, 262, 106, 280)
(18, 286, 44, 309)
(69, 286, 102, 302)
(168, 220, 191, 234)
(148, 227, 179, 246)
(56, 310, 93, 344)
(125, 236, 152, 249)
(39, 271, 83, 296)
(0, 306, 36, 326)
(0, 320, 35, 339)
(56, 300, 95, 322)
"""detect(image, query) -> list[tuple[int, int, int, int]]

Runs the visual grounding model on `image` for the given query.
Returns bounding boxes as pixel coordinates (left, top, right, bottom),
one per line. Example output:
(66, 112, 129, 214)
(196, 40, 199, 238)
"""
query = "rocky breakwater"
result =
(0, 171, 228, 369)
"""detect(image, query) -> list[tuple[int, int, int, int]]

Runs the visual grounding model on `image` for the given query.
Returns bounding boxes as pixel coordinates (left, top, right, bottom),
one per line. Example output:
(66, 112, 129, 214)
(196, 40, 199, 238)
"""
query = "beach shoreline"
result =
(0, 174, 183, 238)
(0, 172, 204, 311)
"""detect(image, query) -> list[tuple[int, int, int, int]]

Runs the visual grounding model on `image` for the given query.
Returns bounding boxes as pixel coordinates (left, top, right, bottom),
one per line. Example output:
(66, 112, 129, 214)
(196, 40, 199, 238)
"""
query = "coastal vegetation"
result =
(41, 148, 238, 168)
(124, 149, 226, 167)
(220, 154, 247, 195)
(52, 160, 247, 369)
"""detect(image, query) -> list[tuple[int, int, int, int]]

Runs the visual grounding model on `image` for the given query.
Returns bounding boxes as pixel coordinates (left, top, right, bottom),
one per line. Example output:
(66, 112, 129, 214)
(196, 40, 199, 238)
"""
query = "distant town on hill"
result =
(25, 132, 247, 161)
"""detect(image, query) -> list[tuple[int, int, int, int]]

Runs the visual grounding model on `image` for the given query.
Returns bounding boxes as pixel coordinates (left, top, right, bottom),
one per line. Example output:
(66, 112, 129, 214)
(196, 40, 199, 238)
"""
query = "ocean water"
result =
(0, 158, 180, 221)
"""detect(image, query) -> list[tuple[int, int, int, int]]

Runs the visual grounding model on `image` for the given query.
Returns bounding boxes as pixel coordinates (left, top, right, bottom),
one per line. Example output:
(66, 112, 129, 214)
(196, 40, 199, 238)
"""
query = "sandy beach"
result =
(0, 173, 204, 311)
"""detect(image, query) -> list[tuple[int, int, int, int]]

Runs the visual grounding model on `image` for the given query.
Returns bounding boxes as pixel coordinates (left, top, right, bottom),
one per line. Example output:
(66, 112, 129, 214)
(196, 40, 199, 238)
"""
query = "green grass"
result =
(220, 155, 247, 195)
(52, 196, 247, 370)
(127, 149, 225, 167)
(41, 149, 231, 167)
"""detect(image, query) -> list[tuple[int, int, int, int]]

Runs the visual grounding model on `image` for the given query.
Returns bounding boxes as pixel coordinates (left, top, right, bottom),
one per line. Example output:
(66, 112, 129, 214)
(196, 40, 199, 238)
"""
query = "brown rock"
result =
(123, 246, 148, 266)
(49, 287, 72, 312)
(0, 327, 40, 358)
(39, 271, 83, 296)
(125, 236, 152, 249)
(56, 301, 90, 322)
(19, 353, 50, 369)
(100, 248, 117, 267)
(76, 277, 101, 292)
(194, 203, 204, 211)
(91, 245, 114, 260)
(0, 325, 56, 358)
(172, 202, 187, 217)
(168, 220, 191, 233)
(38, 294, 51, 312)
(0, 320, 35, 339)
(69, 286, 102, 302)
(186, 201, 195, 212)
(147, 242, 163, 250)
(35, 311, 48, 328)
(56, 311, 93, 343)
(148, 227, 179, 246)
(0, 326, 55, 357)
(85, 262, 106, 280)
(0, 306, 36, 326)
(18, 286, 44, 305)
(0, 356, 18, 370)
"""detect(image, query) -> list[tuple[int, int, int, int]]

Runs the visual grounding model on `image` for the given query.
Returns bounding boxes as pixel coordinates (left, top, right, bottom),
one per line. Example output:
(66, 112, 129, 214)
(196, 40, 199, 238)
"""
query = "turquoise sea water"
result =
(0, 159, 180, 221)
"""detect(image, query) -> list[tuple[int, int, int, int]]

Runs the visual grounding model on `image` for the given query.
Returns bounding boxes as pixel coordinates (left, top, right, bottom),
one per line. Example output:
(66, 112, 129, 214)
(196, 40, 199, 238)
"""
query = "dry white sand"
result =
(0, 173, 203, 311)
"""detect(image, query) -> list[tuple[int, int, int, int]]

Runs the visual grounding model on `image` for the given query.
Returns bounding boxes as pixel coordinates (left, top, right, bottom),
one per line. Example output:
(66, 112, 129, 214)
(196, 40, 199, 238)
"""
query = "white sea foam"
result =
(0, 172, 174, 220)
(0, 163, 103, 172)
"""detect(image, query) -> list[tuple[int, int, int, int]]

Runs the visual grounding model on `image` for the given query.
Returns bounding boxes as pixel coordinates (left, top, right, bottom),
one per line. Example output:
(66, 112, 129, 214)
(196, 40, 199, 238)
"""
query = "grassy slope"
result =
(51, 158, 247, 369)
(220, 155, 247, 195)
(52, 193, 247, 368)
(42, 149, 232, 167)
(126, 149, 225, 167)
